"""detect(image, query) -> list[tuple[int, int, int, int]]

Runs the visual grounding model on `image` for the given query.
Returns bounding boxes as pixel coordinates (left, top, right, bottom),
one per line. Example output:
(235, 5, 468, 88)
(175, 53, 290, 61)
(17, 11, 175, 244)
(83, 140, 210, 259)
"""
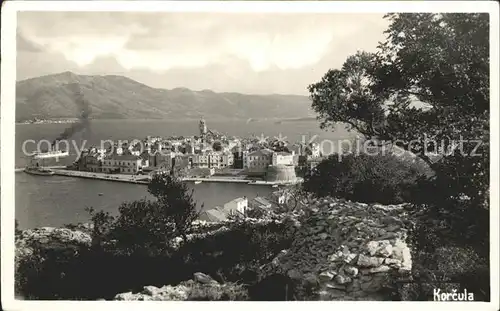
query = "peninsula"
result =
(26, 118, 322, 186)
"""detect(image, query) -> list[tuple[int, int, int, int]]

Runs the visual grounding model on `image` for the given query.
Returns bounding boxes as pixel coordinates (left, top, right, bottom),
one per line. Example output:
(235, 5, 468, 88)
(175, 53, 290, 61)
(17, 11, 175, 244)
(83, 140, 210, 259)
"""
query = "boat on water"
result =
(23, 149, 69, 176)
(194, 180, 203, 184)
(24, 166, 55, 176)
(32, 149, 69, 159)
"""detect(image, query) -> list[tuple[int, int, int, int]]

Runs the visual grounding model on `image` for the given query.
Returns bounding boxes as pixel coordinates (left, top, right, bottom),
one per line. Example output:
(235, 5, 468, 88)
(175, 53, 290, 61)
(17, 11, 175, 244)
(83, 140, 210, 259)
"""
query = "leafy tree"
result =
(212, 141, 223, 151)
(270, 139, 289, 152)
(308, 13, 489, 241)
(85, 207, 115, 249)
(85, 172, 202, 255)
(148, 172, 202, 242)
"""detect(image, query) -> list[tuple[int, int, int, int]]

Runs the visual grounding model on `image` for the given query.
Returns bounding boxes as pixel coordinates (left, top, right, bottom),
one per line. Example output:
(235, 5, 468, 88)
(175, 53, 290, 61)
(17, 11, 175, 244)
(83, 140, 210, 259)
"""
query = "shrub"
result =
(15, 239, 96, 299)
(173, 218, 297, 286)
(86, 172, 202, 255)
(302, 153, 426, 204)
(147, 172, 202, 242)
(397, 245, 489, 301)
(396, 208, 490, 302)
(248, 274, 297, 301)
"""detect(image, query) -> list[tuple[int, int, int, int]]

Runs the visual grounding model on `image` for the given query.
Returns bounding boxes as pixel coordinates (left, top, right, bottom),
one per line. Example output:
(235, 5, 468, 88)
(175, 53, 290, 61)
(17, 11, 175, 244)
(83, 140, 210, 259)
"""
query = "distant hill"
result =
(16, 72, 315, 122)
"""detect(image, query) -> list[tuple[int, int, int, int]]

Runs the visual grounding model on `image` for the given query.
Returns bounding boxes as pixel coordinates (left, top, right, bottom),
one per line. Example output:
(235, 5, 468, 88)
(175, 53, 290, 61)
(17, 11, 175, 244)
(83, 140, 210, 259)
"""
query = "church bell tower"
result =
(199, 117, 207, 138)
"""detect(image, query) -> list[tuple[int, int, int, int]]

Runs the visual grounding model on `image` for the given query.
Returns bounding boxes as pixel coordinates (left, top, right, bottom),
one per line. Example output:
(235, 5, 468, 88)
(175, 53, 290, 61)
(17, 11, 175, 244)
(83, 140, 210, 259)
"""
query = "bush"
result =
(397, 245, 489, 301)
(395, 208, 490, 302)
(86, 172, 202, 256)
(16, 240, 96, 299)
(173, 218, 297, 286)
(248, 274, 297, 301)
(303, 153, 426, 204)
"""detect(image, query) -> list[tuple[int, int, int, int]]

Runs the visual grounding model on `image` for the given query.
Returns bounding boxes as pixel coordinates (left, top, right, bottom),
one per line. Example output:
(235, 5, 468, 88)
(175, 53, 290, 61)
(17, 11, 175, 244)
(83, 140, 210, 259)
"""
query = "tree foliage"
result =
(303, 153, 425, 204)
(308, 13, 488, 169)
(308, 13, 489, 243)
(212, 141, 223, 151)
(147, 173, 202, 241)
(87, 172, 202, 255)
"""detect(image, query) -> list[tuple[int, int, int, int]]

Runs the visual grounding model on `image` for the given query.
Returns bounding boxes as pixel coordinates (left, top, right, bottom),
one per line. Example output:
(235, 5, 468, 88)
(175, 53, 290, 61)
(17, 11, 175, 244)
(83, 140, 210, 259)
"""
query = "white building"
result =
(272, 152, 295, 166)
(246, 149, 273, 174)
(223, 197, 248, 216)
(242, 150, 249, 168)
(250, 196, 272, 209)
(102, 154, 147, 174)
(192, 151, 234, 169)
(221, 152, 234, 168)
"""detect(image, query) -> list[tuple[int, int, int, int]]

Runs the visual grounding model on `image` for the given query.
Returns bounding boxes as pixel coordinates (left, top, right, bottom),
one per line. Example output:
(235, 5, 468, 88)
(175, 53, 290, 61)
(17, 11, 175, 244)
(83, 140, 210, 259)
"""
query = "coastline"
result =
(14, 166, 66, 172)
(18, 168, 302, 186)
(16, 119, 79, 125)
(15, 117, 319, 125)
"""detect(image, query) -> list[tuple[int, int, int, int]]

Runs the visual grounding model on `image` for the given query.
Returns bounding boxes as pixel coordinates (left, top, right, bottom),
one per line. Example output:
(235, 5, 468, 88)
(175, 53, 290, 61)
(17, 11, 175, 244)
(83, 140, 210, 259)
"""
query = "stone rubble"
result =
(114, 272, 247, 301)
(260, 197, 414, 300)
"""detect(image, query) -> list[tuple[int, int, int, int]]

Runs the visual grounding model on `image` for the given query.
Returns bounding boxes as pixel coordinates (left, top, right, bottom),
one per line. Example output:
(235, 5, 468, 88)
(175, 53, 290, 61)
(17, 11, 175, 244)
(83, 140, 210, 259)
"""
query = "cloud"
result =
(16, 12, 390, 94)
(16, 31, 42, 52)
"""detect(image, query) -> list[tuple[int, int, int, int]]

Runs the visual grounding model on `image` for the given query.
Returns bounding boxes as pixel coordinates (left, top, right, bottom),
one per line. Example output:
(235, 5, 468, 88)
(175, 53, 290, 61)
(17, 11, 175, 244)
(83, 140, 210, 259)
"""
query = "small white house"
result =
(223, 197, 248, 216)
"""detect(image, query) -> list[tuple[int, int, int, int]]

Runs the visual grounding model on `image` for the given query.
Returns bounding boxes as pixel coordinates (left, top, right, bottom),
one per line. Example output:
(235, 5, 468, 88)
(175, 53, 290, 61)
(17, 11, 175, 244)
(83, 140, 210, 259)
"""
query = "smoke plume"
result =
(52, 83, 92, 148)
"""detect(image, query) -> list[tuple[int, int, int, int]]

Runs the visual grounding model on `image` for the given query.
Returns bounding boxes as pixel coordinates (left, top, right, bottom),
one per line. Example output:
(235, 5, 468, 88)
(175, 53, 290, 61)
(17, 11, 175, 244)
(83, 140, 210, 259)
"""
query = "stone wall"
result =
(266, 164, 297, 182)
(260, 197, 415, 300)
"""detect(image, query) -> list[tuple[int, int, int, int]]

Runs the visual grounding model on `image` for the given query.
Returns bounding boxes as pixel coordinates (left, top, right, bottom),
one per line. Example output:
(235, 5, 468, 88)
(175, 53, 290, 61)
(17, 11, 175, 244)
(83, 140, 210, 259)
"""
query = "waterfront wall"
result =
(52, 169, 149, 184)
(266, 164, 297, 182)
(49, 169, 298, 186)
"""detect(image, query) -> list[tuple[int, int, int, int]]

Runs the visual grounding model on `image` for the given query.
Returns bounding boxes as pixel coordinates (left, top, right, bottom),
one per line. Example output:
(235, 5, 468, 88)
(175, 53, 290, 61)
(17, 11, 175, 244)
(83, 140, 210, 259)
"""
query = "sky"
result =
(17, 12, 390, 95)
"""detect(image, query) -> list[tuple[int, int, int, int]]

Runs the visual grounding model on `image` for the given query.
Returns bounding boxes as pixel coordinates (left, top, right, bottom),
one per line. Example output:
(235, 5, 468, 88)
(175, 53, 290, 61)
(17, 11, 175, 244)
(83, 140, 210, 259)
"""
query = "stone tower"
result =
(199, 117, 207, 137)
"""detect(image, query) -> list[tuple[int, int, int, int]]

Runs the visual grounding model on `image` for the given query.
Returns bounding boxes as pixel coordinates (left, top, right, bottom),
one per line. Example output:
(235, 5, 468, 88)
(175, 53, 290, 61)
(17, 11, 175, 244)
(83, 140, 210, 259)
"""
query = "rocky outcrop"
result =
(114, 272, 248, 301)
(16, 227, 92, 260)
(260, 198, 415, 300)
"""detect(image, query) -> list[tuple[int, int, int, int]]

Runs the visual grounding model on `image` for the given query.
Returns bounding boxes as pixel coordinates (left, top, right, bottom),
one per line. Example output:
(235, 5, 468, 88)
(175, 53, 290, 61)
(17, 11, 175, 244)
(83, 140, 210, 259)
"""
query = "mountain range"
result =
(15, 72, 315, 122)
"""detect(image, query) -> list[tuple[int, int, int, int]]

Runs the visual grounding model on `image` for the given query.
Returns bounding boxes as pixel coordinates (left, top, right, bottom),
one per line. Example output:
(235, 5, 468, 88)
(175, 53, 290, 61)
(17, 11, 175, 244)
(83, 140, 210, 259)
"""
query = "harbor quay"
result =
(47, 168, 302, 186)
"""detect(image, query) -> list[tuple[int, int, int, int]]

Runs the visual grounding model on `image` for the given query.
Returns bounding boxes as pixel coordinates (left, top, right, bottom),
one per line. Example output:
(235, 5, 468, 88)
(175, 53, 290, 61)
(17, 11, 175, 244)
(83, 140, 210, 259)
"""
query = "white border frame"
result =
(1, 1, 499, 311)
